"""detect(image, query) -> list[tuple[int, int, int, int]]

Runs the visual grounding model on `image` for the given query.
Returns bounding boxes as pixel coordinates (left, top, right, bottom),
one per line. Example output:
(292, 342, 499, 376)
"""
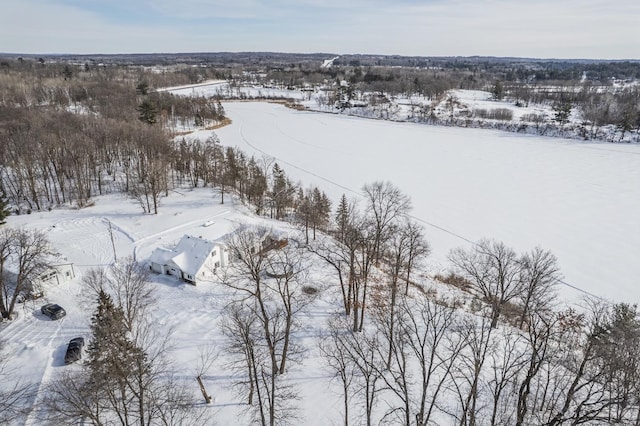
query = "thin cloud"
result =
(0, 0, 637, 58)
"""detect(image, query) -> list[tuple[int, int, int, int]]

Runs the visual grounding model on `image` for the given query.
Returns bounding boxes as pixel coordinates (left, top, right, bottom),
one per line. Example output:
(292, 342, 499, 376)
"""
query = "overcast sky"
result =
(1, 0, 638, 59)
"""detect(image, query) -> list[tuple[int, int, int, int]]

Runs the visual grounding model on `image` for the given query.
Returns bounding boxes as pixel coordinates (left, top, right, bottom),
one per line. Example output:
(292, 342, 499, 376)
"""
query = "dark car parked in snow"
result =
(64, 337, 85, 364)
(41, 303, 66, 320)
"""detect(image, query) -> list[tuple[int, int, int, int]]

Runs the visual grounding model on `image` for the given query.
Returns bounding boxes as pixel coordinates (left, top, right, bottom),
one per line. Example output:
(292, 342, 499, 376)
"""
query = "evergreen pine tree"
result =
(335, 194, 350, 242)
(311, 188, 331, 239)
(552, 101, 572, 127)
(216, 100, 225, 119)
(0, 192, 10, 226)
(297, 191, 313, 244)
(137, 100, 157, 125)
(271, 163, 292, 219)
(62, 65, 73, 80)
(492, 81, 504, 100)
(136, 81, 149, 95)
(87, 290, 149, 407)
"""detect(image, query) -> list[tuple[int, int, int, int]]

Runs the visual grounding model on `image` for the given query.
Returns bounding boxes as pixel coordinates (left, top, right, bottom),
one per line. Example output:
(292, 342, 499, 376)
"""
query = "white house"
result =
(149, 235, 229, 285)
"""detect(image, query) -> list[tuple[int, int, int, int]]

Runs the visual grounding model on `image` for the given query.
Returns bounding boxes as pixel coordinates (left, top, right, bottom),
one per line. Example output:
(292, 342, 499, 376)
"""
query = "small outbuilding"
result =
(5, 262, 76, 300)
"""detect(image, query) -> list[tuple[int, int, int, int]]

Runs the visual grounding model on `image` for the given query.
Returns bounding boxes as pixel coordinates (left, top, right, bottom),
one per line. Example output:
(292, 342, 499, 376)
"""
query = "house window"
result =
(214, 261, 220, 268)
(65, 271, 70, 277)
(41, 271, 56, 281)
(211, 250, 217, 257)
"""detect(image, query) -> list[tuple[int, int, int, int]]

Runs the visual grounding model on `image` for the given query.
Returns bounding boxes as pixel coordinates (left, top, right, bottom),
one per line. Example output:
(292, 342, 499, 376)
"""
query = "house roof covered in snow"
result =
(169, 235, 219, 276)
(149, 247, 175, 265)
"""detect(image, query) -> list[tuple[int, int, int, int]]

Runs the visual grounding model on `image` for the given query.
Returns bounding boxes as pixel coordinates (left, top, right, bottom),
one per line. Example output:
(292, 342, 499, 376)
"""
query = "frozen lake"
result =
(214, 101, 640, 303)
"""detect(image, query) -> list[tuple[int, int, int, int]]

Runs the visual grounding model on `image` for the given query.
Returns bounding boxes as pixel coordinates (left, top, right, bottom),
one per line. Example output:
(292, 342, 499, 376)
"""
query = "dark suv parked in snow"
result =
(41, 303, 66, 320)
(64, 337, 85, 364)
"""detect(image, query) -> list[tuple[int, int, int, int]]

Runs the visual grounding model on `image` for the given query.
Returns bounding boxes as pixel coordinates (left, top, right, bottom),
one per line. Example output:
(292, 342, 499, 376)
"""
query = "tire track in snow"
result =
(238, 120, 358, 196)
(49, 217, 116, 267)
(0, 310, 47, 344)
(23, 316, 66, 426)
(272, 114, 350, 155)
(109, 210, 231, 261)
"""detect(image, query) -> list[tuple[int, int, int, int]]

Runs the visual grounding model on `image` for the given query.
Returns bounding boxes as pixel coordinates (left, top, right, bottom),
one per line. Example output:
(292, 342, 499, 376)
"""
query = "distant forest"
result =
(1, 53, 639, 214)
(0, 56, 324, 221)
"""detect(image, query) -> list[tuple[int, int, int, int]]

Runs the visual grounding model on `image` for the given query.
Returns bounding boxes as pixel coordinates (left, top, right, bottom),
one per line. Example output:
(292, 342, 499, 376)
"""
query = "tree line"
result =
(228, 56, 640, 143)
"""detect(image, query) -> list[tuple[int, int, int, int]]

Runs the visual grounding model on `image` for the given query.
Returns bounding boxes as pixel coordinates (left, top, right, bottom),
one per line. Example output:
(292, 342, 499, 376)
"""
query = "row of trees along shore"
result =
(257, 57, 640, 142)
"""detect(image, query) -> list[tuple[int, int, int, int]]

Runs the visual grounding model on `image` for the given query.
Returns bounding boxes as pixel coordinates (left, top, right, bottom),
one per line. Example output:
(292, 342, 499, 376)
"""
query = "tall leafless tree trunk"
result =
(517, 247, 560, 328)
(399, 295, 466, 426)
(454, 316, 495, 426)
(515, 311, 558, 426)
(318, 317, 357, 426)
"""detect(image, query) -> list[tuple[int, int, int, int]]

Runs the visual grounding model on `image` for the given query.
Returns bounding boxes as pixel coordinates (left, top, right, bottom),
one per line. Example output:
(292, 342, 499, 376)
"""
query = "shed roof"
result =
(149, 247, 175, 265)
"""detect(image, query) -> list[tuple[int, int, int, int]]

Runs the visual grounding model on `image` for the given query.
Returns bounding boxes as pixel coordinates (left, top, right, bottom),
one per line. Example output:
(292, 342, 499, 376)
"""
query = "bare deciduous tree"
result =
(307, 234, 351, 315)
(362, 181, 411, 264)
(542, 301, 609, 426)
(449, 239, 522, 328)
(515, 311, 559, 426)
(83, 256, 155, 336)
(452, 316, 495, 426)
(44, 370, 104, 425)
(399, 295, 466, 426)
(379, 218, 430, 367)
(264, 242, 312, 374)
(517, 247, 560, 328)
(372, 293, 464, 426)
(220, 303, 261, 407)
(0, 227, 56, 320)
(220, 225, 308, 425)
(318, 316, 357, 426)
(0, 352, 34, 425)
(486, 328, 528, 426)
(332, 325, 382, 426)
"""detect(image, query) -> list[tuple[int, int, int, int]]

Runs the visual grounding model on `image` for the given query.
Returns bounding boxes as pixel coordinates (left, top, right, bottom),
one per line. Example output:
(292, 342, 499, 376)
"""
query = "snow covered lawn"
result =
(1, 190, 346, 425)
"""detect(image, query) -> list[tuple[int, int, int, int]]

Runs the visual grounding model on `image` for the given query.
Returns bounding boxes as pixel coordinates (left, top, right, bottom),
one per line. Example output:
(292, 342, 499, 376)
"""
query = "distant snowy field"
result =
(203, 101, 640, 303)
